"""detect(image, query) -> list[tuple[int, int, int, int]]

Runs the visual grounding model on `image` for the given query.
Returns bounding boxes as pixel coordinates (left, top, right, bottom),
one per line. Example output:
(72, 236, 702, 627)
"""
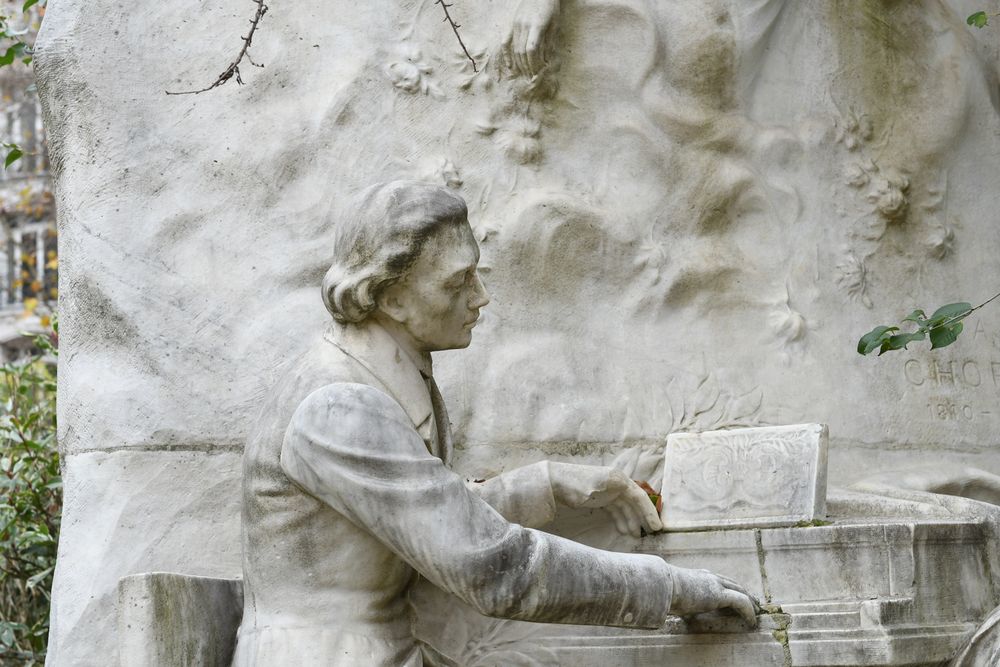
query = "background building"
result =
(0, 1, 54, 361)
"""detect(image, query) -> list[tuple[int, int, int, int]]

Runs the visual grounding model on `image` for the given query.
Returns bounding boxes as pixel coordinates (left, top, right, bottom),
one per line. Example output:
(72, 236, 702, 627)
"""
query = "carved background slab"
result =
(661, 424, 828, 530)
(33, 0, 1000, 662)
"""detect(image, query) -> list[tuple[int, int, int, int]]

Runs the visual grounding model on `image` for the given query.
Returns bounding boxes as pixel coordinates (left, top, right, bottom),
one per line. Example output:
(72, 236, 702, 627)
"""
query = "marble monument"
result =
(234, 180, 757, 665)
(33, 0, 1000, 664)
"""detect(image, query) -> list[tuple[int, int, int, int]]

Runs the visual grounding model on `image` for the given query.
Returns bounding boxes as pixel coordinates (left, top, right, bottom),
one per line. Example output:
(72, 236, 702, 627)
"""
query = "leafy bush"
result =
(0, 327, 58, 665)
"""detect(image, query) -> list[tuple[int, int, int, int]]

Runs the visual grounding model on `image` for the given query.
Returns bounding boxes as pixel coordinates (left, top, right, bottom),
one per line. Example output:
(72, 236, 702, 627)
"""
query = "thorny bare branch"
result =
(166, 0, 478, 95)
(436, 0, 477, 72)
(166, 0, 269, 96)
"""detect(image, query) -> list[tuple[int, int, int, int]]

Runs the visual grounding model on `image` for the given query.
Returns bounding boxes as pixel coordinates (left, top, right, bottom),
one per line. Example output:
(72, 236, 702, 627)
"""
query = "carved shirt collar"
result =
(323, 320, 433, 432)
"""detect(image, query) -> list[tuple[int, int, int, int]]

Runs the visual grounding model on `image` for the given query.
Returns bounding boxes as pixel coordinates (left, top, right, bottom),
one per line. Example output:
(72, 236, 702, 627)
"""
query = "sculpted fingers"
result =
(622, 477, 662, 533)
(622, 480, 662, 534)
(616, 501, 642, 538)
(513, 23, 530, 76)
(632, 484, 662, 532)
(505, 0, 560, 77)
(722, 589, 758, 627)
(640, 500, 662, 533)
(605, 503, 630, 536)
(715, 574, 751, 599)
(525, 24, 543, 75)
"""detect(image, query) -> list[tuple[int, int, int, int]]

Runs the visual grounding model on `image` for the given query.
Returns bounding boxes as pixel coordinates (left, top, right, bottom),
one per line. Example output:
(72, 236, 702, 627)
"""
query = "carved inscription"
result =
(902, 358, 994, 389)
(902, 355, 1000, 423)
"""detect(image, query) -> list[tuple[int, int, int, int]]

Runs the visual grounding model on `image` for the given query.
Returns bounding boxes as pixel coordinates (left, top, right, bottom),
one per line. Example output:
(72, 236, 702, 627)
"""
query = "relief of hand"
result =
(668, 567, 760, 627)
(548, 462, 662, 538)
(502, 0, 561, 77)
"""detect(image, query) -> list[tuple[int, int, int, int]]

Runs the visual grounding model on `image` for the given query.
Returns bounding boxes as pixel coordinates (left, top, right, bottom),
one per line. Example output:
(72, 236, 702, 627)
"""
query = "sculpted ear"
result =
(375, 283, 410, 324)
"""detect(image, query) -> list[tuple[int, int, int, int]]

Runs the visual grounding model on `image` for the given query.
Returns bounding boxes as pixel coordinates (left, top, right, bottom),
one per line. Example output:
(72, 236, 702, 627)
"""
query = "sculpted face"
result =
(377, 220, 490, 352)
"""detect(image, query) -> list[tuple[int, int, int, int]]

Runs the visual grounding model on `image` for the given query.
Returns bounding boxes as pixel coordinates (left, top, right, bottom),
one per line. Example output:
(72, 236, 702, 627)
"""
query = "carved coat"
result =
(233, 321, 673, 666)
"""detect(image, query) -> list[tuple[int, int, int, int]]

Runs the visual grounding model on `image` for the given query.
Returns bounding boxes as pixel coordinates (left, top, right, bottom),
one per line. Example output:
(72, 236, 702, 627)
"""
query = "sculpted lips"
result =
(464, 312, 481, 328)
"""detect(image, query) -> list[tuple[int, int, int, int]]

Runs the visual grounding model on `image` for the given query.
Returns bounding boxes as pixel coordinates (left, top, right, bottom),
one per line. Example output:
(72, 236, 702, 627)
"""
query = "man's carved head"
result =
(323, 180, 470, 324)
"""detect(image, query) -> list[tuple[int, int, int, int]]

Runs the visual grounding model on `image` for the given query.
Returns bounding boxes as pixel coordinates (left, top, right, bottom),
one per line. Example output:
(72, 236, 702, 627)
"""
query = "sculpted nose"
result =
(470, 273, 490, 309)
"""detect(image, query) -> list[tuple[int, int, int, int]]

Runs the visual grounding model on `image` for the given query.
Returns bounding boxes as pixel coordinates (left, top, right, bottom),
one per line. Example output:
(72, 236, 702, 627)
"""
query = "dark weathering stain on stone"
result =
(68, 276, 162, 374)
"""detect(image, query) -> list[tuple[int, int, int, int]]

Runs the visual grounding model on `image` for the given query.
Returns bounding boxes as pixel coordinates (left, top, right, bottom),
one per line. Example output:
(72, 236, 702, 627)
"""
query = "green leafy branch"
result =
(0, 319, 59, 662)
(0, 0, 45, 171)
(2, 143, 23, 169)
(857, 291, 1000, 356)
(968, 10, 999, 28)
(0, 11, 34, 68)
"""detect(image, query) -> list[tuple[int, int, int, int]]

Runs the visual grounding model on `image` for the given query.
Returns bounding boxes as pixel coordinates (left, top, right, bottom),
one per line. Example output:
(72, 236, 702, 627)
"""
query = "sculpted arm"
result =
(467, 462, 663, 536)
(280, 383, 755, 627)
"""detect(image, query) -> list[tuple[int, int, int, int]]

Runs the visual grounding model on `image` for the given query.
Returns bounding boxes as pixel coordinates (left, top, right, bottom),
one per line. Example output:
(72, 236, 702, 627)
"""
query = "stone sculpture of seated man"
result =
(234, 181, 758, 666)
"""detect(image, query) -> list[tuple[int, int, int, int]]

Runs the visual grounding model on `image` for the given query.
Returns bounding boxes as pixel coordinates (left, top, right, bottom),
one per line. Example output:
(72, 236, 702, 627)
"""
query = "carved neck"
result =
(369, 314, 433, 377)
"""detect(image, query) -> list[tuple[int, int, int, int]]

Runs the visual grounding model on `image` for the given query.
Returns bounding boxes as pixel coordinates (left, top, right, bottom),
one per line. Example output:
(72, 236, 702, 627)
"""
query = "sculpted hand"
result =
(669, 567, 759, 627)
(503, 0, 561, 77)
(548, 462, 663, 537)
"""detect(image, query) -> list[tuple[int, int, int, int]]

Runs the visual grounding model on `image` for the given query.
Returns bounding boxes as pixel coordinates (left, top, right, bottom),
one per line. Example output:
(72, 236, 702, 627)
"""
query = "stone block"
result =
(118, 573, 243, 667)
(415, 511, 995, 666)
(636, 529, 766, 600)
(45, 449, 242, 666)
(759, 522, 910, 603)
(661, 424, 828, 530)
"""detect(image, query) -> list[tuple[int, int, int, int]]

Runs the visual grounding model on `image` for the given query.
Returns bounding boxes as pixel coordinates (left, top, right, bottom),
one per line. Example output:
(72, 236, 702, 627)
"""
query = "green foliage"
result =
(858, 301, 982, 356)
(0, 325, 58, 665)
(968, 10, 990, 27)
(0, 0, 44, 169)
(2, 143, 23, 169)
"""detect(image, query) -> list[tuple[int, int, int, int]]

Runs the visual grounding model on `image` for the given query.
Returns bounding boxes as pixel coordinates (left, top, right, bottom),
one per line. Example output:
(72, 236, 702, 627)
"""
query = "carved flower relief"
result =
(699, 450, 739, 501)
(835, 252, 873, 308)
(769, 304, 808, 348)
(842, 158, 877, 189)
(668, 438, 799, 511)
(924, 222, 956, 259)
(453, 48, 492, 92)
(384, 48, 442, 97)
(867, 170, 909, 222)
(478, 115, 543, 165)
(835, 110, 874, 151)
(843, 163, 869, 189)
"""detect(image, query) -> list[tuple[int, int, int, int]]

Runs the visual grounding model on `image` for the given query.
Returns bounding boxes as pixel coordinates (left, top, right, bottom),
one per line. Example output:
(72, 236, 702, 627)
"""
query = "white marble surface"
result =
(118, 573, 242, 667)
(33, 0, 1000, 662)
(114, 489, 1000, 666)
(662, 423, 828, 530)
(236, 183, 755, 664)
(412, 488, 1000, 666)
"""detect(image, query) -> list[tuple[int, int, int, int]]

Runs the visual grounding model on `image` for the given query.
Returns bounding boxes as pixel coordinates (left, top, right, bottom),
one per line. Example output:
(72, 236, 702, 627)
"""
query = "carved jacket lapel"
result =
(324, 322, 443, 457)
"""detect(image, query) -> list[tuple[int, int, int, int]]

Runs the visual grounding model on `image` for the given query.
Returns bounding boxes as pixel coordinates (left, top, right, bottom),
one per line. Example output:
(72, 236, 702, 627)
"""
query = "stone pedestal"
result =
(114, 488, 1000, 666)
(412, 490, 1000, 666)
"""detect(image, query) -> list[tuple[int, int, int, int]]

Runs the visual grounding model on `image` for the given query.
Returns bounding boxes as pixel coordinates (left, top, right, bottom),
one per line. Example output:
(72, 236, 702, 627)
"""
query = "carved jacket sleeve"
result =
(464, 462, 557, 529)
(280, 382, 673, 628)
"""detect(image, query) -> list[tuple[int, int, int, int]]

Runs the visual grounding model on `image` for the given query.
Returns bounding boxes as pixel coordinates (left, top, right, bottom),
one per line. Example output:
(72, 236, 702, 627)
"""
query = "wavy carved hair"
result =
(322, 181, 469, 323)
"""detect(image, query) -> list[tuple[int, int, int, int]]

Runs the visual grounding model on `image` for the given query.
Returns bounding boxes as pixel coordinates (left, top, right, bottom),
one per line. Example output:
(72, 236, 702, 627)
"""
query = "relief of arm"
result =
(468, 462, 662, 537)
(503, 0, 562, 77)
